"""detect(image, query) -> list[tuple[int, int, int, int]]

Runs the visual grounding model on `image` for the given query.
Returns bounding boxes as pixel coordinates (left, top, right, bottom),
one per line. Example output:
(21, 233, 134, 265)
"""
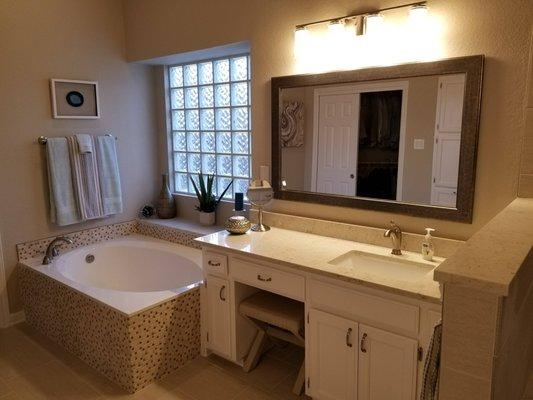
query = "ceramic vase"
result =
(198, 211, 215, 226)
(156, 173, 176, 219)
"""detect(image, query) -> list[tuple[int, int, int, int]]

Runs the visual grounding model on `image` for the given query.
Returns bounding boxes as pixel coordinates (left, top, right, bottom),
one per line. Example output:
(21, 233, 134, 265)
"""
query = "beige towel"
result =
(67, 136, 104, 220)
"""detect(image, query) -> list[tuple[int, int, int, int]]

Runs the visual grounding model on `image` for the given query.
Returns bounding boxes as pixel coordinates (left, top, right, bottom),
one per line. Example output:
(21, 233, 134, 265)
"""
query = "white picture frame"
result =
(50, 78, 100, 119)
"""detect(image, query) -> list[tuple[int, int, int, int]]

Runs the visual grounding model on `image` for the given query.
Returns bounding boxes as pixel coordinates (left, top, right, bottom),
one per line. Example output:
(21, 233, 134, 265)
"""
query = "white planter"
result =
(198, 211, 216, 226)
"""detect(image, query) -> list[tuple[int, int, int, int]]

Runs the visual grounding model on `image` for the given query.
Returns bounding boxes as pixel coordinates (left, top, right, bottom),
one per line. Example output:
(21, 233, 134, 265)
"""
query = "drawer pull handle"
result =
(208, 260, 221, 267)
(219, 285, 226, 301)
(360, 333, 368, 353)
(257, 274, 272, 282)
(346, 328, 353, 347)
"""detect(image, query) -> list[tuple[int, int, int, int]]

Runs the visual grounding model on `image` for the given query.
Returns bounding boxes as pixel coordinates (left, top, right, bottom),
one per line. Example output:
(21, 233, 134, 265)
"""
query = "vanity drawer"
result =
(308, 279, 419, 337)
(231, 258, 305, 301)
(203, 251, 228, 277)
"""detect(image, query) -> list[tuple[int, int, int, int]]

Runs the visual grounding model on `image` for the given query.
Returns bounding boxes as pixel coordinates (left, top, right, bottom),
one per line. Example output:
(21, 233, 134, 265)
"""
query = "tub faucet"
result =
(384, 221, 402, 256)
(42, 236, 73, 265)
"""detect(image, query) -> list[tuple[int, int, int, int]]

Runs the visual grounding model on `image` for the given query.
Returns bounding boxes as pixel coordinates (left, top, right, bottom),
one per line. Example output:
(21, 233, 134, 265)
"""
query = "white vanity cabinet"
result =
(308, 309, 359, 400)
(200, 247, 441, 400)
(205, 275, 231, 358)
(358, 324, 417, 400)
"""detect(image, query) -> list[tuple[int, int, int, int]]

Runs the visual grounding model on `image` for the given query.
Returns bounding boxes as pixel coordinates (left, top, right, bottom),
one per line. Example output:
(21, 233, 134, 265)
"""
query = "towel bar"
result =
(37, 134, 116, 145)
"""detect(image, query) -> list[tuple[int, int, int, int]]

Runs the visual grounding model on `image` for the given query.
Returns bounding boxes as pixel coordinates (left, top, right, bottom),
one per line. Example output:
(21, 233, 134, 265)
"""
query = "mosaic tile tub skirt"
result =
(18, 265, 201, 393)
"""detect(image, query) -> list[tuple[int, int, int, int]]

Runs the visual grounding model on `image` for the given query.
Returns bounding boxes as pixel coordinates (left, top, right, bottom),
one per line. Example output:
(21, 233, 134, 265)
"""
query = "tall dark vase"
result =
(156, 173, 176, 219)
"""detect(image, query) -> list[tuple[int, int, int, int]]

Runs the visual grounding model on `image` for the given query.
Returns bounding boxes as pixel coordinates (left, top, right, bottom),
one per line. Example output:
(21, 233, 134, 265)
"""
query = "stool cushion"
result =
(239, 291, 304, 334)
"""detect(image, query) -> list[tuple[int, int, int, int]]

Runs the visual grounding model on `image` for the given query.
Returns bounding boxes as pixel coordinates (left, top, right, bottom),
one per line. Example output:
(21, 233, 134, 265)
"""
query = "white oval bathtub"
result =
(23, 234, 203, 315)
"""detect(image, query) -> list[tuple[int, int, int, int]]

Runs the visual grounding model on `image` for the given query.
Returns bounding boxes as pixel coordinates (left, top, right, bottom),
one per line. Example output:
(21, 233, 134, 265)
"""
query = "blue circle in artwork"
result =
(66, 91, 84, 107)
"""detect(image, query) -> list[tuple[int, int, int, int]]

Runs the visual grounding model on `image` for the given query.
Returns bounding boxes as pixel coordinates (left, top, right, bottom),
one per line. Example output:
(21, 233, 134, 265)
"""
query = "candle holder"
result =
(246, 180, 273, 232)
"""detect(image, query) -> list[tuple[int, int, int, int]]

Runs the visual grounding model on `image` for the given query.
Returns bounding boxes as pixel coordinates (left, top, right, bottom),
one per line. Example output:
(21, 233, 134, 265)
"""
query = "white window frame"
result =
(166, 53, 252, 199)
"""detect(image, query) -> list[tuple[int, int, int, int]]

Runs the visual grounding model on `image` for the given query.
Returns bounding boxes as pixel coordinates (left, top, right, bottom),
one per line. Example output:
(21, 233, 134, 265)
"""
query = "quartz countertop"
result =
(434, 198, 533, 296)
(196, 227, 443, 303)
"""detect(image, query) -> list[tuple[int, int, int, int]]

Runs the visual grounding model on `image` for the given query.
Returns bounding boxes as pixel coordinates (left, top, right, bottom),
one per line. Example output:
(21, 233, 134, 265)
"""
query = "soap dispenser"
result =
(421, 228, 435, 261)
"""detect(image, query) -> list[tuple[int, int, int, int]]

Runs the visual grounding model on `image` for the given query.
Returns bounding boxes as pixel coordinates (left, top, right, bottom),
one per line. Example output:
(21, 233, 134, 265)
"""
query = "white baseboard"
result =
(9, 310, 25, 326)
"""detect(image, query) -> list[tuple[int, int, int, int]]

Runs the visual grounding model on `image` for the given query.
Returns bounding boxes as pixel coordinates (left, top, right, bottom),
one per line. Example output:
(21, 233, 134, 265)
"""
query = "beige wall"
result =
(519, 29, 533, 198)
(123, 0, 533, 241)
(401, 75, 439, 204)
(0, 0, 159, 313)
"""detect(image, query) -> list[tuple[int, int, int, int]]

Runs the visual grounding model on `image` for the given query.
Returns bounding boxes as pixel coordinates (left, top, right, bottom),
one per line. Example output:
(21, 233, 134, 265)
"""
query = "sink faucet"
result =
(42, 236, 73, 265)
(384, 221, 402, 255)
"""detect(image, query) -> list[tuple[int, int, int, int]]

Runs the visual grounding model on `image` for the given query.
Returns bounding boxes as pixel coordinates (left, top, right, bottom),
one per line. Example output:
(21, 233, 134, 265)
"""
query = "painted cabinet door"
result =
(358, 324, 418, 400)
(206, 275, 231, 358)
(308, 309, 358, 400)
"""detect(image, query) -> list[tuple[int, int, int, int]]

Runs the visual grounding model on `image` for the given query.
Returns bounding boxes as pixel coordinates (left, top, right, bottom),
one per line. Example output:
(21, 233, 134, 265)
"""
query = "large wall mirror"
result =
(271, 56, 483, 222)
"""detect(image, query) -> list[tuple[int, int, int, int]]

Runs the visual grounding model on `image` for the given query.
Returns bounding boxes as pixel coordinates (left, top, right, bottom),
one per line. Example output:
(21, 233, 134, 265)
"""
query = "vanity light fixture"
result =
(293, 1, 427, 37)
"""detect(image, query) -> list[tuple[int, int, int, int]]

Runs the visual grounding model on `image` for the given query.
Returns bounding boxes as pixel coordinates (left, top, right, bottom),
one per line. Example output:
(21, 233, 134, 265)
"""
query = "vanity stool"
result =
(239, 291, 305, 395)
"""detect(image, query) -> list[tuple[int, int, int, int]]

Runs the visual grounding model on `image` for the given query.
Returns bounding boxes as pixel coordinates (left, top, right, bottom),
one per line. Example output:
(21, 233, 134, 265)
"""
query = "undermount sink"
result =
(328, 250, 438, 282)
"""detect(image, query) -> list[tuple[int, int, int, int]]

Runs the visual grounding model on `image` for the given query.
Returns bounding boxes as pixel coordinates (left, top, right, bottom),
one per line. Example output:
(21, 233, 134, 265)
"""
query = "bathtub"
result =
(19, 234, 203, 392)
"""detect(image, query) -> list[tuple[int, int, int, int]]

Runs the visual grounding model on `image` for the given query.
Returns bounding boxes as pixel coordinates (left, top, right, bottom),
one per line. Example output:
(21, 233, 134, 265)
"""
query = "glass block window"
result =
(168, 54, 251, 199)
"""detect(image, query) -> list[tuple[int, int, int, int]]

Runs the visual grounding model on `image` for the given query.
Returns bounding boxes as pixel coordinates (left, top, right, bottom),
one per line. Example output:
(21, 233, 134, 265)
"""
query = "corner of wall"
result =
(518, 28, 533, 198)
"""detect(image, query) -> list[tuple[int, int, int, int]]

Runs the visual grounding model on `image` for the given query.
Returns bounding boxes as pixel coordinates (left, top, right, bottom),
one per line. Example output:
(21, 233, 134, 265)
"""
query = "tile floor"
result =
(0, 323, 309, 400)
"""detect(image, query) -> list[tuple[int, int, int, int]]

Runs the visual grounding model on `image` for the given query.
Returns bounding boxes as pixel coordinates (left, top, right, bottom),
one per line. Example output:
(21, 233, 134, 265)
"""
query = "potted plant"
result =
(190, 172, 233, 226)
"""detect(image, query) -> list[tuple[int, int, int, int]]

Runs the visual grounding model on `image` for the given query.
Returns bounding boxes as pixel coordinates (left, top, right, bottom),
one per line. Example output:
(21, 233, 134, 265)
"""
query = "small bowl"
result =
(225, 216, 251, 235)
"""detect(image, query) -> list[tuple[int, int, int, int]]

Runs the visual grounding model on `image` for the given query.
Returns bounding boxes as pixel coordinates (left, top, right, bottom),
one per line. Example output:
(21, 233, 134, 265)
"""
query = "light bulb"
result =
(409, 4, 428, 21)
(364, 13, 384, 36)
(294, 26, 310, 58)
(328, 19, 345, 34)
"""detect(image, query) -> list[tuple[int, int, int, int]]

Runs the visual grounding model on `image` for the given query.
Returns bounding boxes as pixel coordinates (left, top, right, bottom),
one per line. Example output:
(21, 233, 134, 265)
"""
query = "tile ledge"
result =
(138, 218, 223, 236)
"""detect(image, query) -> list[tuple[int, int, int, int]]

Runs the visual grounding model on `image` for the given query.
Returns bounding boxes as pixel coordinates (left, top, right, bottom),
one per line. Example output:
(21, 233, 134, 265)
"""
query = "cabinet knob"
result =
(360, 333, 368, 353)
(346, 328, 353, 347)
(350, 174, 355, 179)
(219, 285, 226, 301)
(208, 260, 221, 267)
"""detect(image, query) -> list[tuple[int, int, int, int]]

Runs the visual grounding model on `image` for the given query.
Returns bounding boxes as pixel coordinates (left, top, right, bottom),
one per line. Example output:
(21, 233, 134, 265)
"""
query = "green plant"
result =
(190, 172, 233, 213)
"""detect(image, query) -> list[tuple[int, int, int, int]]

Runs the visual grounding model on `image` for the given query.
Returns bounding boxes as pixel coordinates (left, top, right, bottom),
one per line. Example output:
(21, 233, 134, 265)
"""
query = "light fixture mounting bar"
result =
(294, 1, 427, 29)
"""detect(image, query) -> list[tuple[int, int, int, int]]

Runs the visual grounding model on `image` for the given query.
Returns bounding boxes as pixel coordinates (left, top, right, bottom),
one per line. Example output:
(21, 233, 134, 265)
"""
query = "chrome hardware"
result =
(384, 221, 403, 255)
(346, 328, 353, 347)
(418, 347, 424, 361)
(360, 333, 368, 353)
(257, 274, 272, 282)
(219, 285, 226, 301)
(42, 236, 74, 265)
(208, 260, 221, 267)
(85, 254, 95, 263)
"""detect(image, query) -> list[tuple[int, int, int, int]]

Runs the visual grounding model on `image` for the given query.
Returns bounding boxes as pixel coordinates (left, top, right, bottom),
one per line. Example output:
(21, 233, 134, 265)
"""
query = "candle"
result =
(234, 192, 244, 211)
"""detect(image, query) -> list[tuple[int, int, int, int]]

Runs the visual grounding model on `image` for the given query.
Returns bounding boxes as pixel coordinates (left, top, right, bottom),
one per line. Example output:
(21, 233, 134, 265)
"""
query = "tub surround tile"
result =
(196, 226, 443, 303)
(16, 220, 138, 261)
(18, 266, 201, 393)
(250, 210, 463, 259)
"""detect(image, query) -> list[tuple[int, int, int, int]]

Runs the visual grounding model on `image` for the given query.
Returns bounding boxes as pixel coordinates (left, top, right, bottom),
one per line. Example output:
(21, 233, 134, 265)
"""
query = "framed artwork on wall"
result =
(50, 78, 100, 119)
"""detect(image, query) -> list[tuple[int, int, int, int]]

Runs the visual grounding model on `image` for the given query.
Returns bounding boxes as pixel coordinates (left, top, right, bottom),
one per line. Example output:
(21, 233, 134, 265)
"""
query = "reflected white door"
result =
(315, 93, 359, 195)
(431, 74, 465, 207)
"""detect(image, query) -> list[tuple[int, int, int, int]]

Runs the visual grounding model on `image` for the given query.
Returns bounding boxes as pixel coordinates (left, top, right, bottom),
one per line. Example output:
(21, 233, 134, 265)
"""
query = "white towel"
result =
(75, 134, 93, 154)
(95, 135, 123, 216)
(45, 138, 81, 226)
(67, 136, 105, 220)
